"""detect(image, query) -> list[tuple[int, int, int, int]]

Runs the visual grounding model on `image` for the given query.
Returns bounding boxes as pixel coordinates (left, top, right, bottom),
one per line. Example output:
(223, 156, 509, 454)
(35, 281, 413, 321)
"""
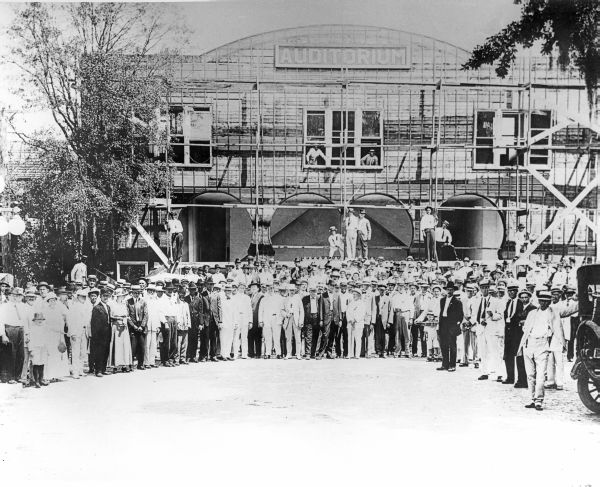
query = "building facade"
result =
(118, 24, 598, 268)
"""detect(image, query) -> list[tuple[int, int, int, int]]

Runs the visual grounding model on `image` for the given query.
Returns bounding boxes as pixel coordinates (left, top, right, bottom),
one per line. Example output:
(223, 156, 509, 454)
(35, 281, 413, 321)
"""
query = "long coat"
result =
(90, 302, 112, 372)
(438, 296, 464, 339)
(504, 298, 525, 355)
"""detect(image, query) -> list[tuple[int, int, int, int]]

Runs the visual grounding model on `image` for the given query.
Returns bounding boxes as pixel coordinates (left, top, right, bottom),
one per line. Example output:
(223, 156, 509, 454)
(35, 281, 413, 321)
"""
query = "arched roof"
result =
(199, 24, 471, 59)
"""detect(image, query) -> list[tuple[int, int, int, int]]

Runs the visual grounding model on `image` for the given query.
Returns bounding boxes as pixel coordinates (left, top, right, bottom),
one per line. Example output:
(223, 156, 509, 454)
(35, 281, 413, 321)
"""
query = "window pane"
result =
(307, 111, 325, 139)
(305, 144, 327, 165)
(190, 107, 211, 139)
(362, 111, 380, 137)
(475, 147, 493, 165)
(190, 140, 210, 165)
(170, 136, 184, 163)
(531, 110, 551, 129)
(169, 107, 184, 135)
(476, 111, 494, 137)
(360, 144, 380, 165)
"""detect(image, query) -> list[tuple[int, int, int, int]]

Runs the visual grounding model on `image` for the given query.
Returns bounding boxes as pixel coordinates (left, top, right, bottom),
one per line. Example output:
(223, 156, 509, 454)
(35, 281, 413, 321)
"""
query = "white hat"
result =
(76, 289, 88, 297)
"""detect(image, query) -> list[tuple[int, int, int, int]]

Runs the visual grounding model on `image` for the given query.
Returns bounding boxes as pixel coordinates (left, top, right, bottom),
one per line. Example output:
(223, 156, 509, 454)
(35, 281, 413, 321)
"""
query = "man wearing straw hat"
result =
(518, 290, 561, 411)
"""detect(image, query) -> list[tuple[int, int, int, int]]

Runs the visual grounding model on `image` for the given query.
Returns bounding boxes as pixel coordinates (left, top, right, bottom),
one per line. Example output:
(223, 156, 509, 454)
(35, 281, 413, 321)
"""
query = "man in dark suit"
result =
(205, 278, 223, 361)
(127, 285, 148, 370)
(316, 282, 334, 359)
(503, 282, 526, 385)
(90, 287, 113, 377)
(325, 281, 342, 358)
(248, 280, 264, 358)
(185, 283, 205, 362)
(302, 285, 321, 359)
(197, 279, 212, 361)
(437, 281, 464, 371)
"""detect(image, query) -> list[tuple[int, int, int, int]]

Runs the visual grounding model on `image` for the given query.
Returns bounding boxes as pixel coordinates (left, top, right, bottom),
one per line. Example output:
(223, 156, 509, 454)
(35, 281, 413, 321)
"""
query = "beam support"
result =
(522, 170, 599, 259)
(133, 223, 170, 267)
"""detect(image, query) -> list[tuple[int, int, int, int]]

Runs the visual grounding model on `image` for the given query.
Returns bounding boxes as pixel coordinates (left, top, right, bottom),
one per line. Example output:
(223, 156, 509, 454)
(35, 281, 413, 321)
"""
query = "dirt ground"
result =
(1, 357, 599, 486)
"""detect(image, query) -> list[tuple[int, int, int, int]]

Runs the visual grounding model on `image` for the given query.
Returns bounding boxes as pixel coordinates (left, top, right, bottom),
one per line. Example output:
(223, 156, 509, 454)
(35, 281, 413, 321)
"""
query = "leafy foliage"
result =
(463, 0, 600, 116)
(7, 3, 175, 282)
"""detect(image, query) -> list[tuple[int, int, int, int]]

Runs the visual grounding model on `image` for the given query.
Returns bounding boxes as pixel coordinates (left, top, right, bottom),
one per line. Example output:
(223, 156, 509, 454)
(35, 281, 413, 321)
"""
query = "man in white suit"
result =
(219, 284, 238, 360)
(518, 291, 562, 410)
(283, 283, 304, 359)
(232, 282, 252, 359)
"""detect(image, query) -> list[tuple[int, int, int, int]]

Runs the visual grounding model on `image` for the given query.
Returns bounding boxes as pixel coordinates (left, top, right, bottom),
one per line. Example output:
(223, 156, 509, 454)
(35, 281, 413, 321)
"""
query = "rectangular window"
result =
(473, 109, 552, 169)
(305, 111, 327, 165)
(303, 109, 382, 168)
(359, 111, 382, 165)
(530, 110, 552, 166)
(169, 105, 212, 166)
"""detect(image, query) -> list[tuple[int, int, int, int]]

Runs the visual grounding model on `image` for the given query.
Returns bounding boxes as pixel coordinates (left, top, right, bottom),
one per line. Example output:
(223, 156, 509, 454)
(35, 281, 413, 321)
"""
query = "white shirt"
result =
(346, 299, 365, 327)
(232, 292, 252, 327)
(339, 291, 350, 313)
(167, 219, 183, 233)
(357, 217, 371, 240)
(70, 262, 87, 282)
(435, 227, 452, 244)
(329, 233, 343, 248)
(528, 308, 553, 338)
(221, 295, 237, 328)
(420, 214, 437, 231)
(346, 213, 359, 231)
(442, 296, 452, 317)
(306, 147, 326, 164)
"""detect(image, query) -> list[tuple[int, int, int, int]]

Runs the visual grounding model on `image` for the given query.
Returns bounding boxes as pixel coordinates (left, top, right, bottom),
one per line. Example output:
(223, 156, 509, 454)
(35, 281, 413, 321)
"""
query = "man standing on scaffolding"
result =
(420, 206, 438, 262)
(356, 209, 372, 259)
(166, 212, 184, 264)
(345, 208, 359, 260)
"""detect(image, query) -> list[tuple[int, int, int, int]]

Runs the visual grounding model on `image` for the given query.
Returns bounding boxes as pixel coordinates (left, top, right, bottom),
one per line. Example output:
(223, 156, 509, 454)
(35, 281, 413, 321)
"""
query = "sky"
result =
(0, 0, 523, 138)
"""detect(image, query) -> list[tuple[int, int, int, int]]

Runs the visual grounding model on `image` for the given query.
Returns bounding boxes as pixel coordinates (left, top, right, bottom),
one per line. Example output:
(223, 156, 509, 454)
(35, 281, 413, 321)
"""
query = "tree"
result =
(463, 0, 600, 118)
(7, 2, 177, 282)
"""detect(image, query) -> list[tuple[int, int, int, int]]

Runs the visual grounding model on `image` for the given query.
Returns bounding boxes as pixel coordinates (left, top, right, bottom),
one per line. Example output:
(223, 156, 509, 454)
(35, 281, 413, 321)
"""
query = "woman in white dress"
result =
(44, 293, 71, 381)
(108, 289, 133, 372)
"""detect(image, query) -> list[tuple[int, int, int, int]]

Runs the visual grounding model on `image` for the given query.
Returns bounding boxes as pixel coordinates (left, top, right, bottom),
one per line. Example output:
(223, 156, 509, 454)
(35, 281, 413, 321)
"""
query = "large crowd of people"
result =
(0, 255, 580, 411)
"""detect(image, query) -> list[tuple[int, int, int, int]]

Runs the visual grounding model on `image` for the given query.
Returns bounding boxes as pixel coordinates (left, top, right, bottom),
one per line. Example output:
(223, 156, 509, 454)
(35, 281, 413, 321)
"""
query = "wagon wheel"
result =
(577, 374, 600, 414)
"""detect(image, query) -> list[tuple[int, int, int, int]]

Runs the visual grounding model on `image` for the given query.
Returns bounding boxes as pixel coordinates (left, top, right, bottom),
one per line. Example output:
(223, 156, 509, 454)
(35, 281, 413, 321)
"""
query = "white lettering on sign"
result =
(275, 45, 410, 69)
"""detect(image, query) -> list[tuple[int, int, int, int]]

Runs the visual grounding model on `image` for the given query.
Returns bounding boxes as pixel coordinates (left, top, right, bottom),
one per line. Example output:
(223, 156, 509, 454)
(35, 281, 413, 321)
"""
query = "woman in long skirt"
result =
(44, 293, 70, 381)
(108, 289, 133, 372)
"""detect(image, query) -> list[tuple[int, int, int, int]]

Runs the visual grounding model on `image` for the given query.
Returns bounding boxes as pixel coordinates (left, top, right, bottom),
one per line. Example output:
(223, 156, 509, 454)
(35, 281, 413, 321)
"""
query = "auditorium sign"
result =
(275, 45, 410, 69)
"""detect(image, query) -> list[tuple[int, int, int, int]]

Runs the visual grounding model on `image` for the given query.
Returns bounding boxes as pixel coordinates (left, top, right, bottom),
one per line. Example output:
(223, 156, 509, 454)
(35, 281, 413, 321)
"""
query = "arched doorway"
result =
(271, 193, 340, 260)
(439, 194, 504, 261)
(179, 192, 252, 262)
(350, 194, 413, 260)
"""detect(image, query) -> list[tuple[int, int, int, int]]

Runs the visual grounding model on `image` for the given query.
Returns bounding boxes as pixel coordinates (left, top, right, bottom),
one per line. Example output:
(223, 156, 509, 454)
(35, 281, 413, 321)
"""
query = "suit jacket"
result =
(127, 297, 148, 333)
(504, 298, 524, 331)
(319, 292, 333, 326)
(185, 294, 206, 328)
(90, 302, 111, 341)
(517, 306, 563, 355)
(372, 294, 392, 326)
(302, 295, 321, 326)
(438, 296, 464, 337)
(330, 292, 342, 326)
(207, 291, 222, 324)
(519, 303, 537, 325)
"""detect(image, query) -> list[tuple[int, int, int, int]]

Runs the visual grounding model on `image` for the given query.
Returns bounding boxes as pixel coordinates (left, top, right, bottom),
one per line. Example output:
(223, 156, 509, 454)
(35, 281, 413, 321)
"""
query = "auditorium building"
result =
(117, 24, 598, 274)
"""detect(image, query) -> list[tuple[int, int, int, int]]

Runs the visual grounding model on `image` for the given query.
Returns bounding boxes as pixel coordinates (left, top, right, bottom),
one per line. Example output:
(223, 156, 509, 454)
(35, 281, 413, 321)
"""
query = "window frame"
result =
(169, 105, 213, 167)
(303, 108, 384, 170)
(472, 109, 553, 170)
